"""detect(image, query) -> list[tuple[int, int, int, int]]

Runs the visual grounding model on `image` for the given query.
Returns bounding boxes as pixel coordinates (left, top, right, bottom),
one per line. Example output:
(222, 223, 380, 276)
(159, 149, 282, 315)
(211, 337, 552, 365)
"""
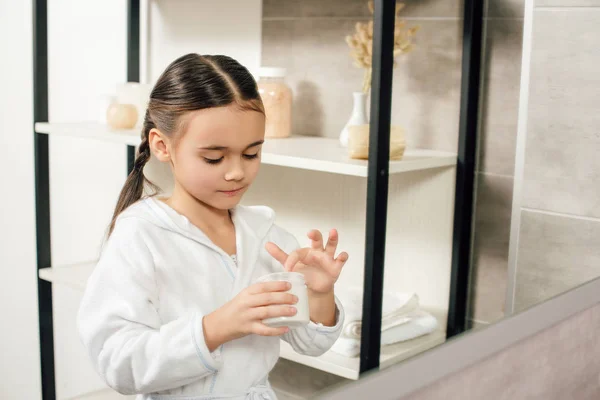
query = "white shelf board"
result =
(279, 309, 447, 380)
(39, 261, 96, 291)
(35, 122, 456, 177)
(35, 122, 140, 146)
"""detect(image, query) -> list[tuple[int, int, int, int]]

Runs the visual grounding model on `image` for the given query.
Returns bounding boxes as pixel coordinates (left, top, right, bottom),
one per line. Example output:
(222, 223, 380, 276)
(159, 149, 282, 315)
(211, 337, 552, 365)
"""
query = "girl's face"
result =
(153, 104, 266, 210)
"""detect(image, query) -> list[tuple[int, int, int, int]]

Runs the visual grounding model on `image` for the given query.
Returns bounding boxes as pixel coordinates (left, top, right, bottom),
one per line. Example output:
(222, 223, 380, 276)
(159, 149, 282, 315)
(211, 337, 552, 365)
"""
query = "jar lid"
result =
(259, 67, 287, 78)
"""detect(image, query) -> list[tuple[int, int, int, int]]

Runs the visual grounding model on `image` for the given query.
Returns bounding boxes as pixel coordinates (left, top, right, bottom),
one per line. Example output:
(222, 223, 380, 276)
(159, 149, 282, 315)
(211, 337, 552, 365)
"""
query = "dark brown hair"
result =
(108, 53, 264, 235)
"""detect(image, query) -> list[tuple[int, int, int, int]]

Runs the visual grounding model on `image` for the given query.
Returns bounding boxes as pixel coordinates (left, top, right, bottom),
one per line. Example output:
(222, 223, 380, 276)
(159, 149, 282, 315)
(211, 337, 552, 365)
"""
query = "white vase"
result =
(340, 91, 368, 147)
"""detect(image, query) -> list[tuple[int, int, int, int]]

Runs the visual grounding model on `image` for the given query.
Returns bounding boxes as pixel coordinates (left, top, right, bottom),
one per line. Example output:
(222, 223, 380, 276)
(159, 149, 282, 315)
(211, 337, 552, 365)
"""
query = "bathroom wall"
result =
(402, 301, 600, 400)
(261, 0, 464, 149)
(260, 0, 525, 327)
(509, 0, 600, 312)
(469, 0, 524, 326)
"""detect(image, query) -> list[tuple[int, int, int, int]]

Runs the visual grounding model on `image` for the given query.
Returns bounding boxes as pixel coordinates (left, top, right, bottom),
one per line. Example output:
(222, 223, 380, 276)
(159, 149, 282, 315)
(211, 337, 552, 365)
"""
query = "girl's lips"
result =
(219, 187, 245, 196)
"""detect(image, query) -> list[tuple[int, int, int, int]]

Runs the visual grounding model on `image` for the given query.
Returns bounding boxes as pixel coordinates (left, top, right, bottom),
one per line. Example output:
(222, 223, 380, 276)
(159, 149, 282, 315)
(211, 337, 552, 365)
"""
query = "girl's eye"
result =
(243, 153, 259, 160)
(203, 157, 223, 165)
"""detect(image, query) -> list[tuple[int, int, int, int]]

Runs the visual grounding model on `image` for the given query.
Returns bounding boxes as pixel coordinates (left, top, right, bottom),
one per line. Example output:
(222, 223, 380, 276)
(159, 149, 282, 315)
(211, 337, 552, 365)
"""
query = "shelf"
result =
(280, 310, 447, 380)
(40, 262, 446, 380)
(35, 122, 456, 177)
(35, 122, 140, 146)
(39, 261, 96, 291)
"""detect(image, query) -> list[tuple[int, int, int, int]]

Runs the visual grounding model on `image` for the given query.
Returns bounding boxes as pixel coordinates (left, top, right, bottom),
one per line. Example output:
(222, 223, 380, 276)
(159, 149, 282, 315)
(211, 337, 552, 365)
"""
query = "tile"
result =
(469, 320, 491, 331)
(269, 358, 348, 398)
(469, 174, 513, 323)
(264, 19, 462, 149)
(273, 389, 304, 400)
(388, 0, 462, 19)
(536, 0, 600, 6)
(403, 304, 600, 400)
(261, 21, 294, 70)
(486, 0, 525, 18)
(263, 0, 370, 19)
(262, 18, 361, 138)
(390, 19, 463, 152)
(514, 210, 600, 312)
(522, 9, 600, 218)
(470, 246, 509, 323)
(264, 19, 464, 152)
(263, 0, 461, 19)
(477, 19, 523, 175)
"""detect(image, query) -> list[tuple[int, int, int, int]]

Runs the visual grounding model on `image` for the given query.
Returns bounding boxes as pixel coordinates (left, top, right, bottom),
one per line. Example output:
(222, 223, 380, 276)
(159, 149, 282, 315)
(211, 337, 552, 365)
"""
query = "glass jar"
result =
(257, 67, 292, 138)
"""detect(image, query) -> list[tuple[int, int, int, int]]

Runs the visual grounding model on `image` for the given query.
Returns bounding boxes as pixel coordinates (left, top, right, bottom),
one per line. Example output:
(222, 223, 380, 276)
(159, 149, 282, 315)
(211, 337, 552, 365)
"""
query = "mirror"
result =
(261, 0, 600, 396)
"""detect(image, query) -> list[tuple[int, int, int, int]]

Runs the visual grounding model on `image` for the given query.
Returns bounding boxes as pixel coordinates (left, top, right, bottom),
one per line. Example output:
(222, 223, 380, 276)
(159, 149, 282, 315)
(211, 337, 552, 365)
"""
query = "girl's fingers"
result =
(284, 246, 348, 277)
(252, 304, 298, 322)
(247, 281, 291, 295)
(249, 292, 298, 307)
(265, 242, 288, 265)
(283, 248, 305, 272)
(335, 252, 349, 271)
(324, 228, 339, 258)
(307, 229, 324, 250)
(303, 250, 339, 277)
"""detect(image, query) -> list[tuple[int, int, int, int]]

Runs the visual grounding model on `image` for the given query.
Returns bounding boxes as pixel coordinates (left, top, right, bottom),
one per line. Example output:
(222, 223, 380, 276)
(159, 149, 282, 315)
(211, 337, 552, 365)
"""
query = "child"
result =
(77, 53, 348, 399)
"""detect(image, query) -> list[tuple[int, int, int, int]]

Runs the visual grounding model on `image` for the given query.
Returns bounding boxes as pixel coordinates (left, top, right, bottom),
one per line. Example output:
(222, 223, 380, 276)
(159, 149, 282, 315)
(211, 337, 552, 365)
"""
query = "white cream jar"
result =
(255, 271, 310, 329)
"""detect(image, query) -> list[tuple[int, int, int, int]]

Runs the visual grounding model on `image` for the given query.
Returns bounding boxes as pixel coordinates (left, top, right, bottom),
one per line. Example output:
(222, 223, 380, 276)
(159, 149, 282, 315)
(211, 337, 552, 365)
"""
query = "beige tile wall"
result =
(470, 0, 524, 324)
(512, 5, 600, 312)
(261, 0, 463, 150)
(261, 0, 525, 326)
(515, 211, 600, 312)
(403, 302, 600, 400)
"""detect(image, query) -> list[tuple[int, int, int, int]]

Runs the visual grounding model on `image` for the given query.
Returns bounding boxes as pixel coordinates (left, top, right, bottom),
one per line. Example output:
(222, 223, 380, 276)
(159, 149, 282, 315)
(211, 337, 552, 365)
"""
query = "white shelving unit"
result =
(36, 120, 456, 381)
(36, 121, 457, 385)
(39, 262, 446, 381)
(35, 122, 456, 177)
(35, 2, 459, 397)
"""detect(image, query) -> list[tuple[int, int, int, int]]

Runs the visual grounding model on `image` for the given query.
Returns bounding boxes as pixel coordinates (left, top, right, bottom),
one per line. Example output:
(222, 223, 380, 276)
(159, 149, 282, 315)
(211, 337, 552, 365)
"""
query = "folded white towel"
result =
(330, 310, 439, 358)
(336, 286, 420, 339)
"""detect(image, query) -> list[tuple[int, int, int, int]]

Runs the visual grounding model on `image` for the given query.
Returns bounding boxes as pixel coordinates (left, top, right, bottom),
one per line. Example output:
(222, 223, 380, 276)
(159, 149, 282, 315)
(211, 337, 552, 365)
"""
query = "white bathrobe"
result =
(77, 197, 344, 399)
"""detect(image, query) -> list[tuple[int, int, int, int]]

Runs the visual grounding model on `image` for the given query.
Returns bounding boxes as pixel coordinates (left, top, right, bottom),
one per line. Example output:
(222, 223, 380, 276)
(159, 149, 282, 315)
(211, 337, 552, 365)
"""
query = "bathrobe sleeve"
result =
(77, 217, 221, 395)
(269, 225, 345, 357)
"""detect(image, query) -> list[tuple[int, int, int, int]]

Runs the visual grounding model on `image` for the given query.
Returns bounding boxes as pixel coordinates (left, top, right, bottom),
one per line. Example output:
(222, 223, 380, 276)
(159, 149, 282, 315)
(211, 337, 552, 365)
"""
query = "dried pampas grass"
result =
(345, 1, 419, 93)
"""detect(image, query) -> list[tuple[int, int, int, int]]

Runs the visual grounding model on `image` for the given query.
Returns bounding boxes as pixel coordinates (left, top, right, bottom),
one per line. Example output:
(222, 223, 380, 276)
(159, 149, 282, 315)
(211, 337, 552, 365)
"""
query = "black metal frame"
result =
(359, 0, 396, 374)
(127, 0, 140, 174)
(358, 0, 482, 373)
(446, 0, 484, 338)
(33, 1, 141, 399)
(33, 0, 54, 398)
(33, 0, 482, 394)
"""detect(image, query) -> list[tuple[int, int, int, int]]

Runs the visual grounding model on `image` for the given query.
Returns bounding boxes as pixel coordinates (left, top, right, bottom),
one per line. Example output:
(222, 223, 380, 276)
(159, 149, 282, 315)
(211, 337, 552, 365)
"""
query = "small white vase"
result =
(340, 91, 368, 147)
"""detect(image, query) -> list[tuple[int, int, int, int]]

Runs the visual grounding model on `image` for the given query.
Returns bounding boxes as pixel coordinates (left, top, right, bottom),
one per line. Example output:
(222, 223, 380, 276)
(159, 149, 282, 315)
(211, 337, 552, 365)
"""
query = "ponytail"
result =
(108, 111, 159, 236)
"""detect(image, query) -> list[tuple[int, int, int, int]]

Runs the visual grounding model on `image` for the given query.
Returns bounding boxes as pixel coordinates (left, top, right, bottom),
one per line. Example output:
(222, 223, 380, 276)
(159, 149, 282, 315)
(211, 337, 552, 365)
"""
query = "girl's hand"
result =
(202, 281, 298, 351)
(265, 229, 349, 295)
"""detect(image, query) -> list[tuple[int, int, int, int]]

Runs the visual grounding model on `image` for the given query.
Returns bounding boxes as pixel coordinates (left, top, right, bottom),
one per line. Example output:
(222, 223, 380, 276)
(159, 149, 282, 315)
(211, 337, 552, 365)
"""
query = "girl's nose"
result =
(224, 160, 245, 181)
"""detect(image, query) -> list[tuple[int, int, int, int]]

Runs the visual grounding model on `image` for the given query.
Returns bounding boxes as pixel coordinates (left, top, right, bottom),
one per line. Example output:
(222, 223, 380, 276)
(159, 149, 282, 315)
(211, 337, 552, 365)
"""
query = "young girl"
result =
(77, 54, 348, 399)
